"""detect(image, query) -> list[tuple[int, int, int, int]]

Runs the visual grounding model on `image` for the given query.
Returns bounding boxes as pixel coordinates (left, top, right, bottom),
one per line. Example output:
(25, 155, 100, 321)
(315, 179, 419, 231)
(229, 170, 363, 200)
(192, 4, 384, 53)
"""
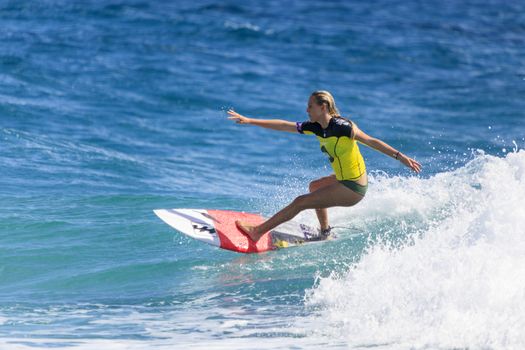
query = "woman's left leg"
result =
(309, 175, 338, 232)
(238, 182, 364, 241)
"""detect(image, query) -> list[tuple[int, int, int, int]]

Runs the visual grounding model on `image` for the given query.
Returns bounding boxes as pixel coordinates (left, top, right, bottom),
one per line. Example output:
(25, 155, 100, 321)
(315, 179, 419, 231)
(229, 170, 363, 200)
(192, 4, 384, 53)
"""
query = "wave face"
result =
(304, 151, 525, 349)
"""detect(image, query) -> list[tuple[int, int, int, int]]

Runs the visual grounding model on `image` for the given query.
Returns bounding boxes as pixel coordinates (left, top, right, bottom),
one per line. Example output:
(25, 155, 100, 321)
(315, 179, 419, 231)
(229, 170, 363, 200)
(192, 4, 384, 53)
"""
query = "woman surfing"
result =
(228, 90, 421, 242)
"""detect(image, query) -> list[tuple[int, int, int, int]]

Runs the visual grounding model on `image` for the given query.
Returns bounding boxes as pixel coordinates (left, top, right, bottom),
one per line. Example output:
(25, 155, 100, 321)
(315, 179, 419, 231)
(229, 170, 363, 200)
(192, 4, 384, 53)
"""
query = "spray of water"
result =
(303, 150, 525, 349)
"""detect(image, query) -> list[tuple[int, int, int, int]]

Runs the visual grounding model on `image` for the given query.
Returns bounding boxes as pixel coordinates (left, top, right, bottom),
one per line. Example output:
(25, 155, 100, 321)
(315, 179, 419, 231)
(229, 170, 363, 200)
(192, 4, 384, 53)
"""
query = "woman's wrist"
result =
(394, 151, 401, 160)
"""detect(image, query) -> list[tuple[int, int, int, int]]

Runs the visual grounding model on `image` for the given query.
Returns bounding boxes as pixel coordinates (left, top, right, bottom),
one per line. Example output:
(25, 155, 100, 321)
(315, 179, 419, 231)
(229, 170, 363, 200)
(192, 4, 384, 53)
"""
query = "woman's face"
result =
(306, 96, 325, 121)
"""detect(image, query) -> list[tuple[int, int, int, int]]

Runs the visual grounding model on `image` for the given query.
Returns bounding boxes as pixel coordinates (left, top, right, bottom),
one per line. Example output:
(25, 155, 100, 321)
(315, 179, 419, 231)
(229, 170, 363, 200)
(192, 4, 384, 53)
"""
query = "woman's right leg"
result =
(309, 175, 338, 231)
(237, 180, 364, 241)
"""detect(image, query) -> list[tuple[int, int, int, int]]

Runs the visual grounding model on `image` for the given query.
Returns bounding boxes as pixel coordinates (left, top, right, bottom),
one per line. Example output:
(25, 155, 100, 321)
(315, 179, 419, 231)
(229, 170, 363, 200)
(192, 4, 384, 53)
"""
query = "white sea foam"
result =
(304, 150, 525, 349)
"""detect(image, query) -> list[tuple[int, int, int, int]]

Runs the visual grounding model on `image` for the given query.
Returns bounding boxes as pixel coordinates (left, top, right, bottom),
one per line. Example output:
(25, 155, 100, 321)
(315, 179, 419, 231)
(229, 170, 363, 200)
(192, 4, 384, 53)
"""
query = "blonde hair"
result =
(311, 90, 340, 116)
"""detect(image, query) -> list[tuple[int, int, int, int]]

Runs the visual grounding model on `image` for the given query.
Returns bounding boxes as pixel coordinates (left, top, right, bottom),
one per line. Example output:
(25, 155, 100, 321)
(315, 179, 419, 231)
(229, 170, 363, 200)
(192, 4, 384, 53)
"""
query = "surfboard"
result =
(153, 208, 331, 253)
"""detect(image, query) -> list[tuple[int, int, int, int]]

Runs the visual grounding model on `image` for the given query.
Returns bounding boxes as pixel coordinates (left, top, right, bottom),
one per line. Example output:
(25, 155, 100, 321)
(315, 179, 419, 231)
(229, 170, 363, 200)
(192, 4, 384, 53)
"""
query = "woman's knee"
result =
(308, 179, 320, 192)
(309, 176, 334, 192)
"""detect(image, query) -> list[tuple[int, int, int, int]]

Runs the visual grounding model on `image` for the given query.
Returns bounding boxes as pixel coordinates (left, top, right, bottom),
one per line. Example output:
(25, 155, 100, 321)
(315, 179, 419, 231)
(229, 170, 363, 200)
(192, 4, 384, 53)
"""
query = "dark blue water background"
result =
(1, 1, 524, 348)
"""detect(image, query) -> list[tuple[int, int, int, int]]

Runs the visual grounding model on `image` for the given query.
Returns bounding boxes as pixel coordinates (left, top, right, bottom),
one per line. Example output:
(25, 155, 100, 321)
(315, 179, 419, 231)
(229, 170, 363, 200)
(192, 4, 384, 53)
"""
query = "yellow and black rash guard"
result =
(296, 117, 366, 181)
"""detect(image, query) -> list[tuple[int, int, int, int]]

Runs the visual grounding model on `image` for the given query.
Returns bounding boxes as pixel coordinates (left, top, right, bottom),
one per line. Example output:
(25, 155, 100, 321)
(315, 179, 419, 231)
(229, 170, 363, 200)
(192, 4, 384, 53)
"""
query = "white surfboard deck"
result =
(153, 208, 332, 254)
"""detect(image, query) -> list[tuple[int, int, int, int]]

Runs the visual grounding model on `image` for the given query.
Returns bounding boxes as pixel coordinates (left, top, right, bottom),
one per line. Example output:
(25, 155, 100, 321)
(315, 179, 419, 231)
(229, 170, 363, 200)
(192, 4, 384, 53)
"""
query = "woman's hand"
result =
(227, 109, 251, 124)
(226, 110, 297, 132)
(399, 154, 422, 173)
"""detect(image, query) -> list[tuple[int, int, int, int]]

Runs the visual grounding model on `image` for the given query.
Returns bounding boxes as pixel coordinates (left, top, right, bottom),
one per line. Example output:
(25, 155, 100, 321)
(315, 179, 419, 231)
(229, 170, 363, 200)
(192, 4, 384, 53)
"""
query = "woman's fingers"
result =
(409, 158, 421, 173)
(227, 109, 244, 123)
(402, 156, 421, 173)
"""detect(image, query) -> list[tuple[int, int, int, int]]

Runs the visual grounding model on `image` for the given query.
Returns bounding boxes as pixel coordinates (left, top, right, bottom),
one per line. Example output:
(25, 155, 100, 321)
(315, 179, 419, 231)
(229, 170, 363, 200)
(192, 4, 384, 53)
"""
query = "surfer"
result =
(228, 90, 421, 242)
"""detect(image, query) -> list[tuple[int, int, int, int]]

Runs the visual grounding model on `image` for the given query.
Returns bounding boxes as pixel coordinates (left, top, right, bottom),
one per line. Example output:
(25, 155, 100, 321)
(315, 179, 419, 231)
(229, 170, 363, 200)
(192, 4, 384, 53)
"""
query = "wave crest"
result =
(303, 151, 525, 349)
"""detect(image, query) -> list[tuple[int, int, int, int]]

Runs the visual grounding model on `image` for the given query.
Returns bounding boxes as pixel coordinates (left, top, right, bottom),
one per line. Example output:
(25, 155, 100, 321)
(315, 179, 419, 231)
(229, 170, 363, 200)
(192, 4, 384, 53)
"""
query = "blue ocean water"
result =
(1, 0, 525, 349)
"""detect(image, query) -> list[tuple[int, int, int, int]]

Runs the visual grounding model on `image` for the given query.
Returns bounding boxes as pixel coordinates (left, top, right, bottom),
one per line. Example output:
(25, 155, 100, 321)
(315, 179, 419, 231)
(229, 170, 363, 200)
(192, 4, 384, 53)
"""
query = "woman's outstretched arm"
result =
(227, 110, 298, 133)
(354, 127, 422, 173)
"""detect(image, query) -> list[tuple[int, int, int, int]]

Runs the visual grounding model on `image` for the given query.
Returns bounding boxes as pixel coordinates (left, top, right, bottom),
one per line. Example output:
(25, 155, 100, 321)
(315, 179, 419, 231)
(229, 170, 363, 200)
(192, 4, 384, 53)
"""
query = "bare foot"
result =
(235, 221, 263, 242)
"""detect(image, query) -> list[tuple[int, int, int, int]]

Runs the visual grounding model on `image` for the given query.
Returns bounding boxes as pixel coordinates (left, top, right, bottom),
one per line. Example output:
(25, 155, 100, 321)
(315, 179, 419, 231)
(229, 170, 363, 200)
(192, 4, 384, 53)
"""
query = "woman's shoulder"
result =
(331, 116, 358, 138)
(333, 116, 354, 126)
(297, 120, 322, 135)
